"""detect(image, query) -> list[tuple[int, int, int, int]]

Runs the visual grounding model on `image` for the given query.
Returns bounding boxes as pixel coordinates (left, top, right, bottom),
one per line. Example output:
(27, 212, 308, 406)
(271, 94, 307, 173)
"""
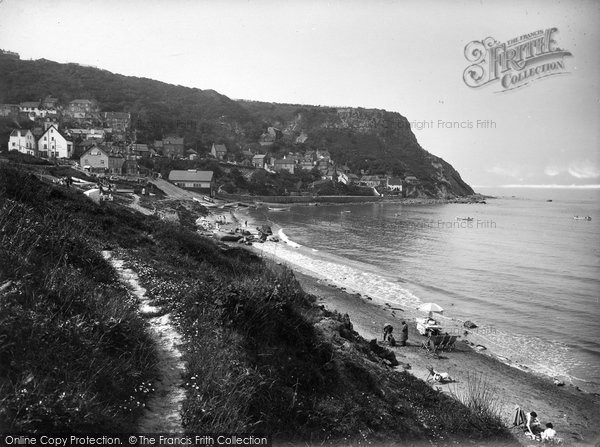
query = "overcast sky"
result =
(1, 0, 598, 187)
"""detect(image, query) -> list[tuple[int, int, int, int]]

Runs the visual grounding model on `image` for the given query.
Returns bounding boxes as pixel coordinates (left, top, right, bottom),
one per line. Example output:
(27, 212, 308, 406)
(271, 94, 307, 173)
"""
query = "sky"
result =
(0, 0, 599, 187)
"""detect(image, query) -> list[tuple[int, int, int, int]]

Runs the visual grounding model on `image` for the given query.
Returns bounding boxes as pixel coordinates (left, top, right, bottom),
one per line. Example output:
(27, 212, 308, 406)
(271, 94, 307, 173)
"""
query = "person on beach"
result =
(526, 411, 542, 437)
(541, 423, 556, 442)
(399, 321, 408, 346)
(383, 324, 394, 341)
(388, 333, 396, 347)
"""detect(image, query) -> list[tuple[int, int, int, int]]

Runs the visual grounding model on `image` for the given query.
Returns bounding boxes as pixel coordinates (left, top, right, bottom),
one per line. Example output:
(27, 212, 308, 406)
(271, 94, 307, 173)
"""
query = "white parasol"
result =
(418, 302, 444, 319)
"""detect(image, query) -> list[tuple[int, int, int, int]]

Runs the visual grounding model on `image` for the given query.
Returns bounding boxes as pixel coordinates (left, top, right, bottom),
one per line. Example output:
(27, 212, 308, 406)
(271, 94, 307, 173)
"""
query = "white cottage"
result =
(37, 125, 73, 159)
(9, 129, 36, 156)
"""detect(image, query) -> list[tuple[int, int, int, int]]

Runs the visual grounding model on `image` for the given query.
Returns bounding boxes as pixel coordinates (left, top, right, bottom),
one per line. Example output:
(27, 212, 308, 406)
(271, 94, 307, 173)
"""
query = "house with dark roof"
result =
(131, 143, 150, 158)
(338, 172, 360, 185)
(359, 175, 387, 188)
(273, 158, 295, 174)
(66, 99, 99, 119)
(387, 177, 403, 192)
(162, 136, 184, 157)
(168, 169, 215, 195)
(102, 112, 131, 133)
(252, 154, 269, 169)
(211, 143, 227, 160)
(19, 101, 45, 119)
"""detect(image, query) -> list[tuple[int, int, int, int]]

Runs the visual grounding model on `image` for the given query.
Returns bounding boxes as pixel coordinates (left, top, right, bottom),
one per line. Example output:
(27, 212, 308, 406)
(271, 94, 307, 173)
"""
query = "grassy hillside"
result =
(0, 161, 512, 444)
(0, 53, 473, 197)
(0, 166, 157, 431)
(0, 54, 262, 151)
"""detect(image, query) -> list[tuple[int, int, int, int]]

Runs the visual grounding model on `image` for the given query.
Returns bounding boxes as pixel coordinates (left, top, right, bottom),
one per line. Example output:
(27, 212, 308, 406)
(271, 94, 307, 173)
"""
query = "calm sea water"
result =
(249, 187, 600, 392)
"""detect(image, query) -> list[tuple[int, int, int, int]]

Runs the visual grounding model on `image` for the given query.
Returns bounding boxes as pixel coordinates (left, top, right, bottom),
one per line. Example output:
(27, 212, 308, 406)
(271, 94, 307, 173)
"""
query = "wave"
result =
(278, 229, 301, 248)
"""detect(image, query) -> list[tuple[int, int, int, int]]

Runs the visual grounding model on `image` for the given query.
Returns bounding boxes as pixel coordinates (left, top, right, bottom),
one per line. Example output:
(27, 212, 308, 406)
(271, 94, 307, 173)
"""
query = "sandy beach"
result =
(234, 207, 600, 446)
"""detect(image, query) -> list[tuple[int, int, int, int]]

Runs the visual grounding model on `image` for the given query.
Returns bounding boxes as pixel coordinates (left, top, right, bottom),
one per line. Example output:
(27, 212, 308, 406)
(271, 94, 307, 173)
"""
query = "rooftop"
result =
(168, 170, 214, 182)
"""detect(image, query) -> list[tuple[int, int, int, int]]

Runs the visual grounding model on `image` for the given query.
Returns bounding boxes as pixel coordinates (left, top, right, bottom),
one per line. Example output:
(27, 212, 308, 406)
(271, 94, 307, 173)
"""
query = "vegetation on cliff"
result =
(0, 162, 512, 445)
(1, 53, 473, 197)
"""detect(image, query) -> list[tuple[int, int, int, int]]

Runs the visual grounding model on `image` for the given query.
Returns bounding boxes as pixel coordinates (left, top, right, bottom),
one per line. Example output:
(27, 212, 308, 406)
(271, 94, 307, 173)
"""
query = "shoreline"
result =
(215, 192, 490, 206)
(234, 207, 600, 446)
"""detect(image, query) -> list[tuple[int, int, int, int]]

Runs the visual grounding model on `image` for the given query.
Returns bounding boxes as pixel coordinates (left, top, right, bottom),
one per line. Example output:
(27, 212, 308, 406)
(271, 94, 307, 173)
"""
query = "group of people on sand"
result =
(526, 411, 557, 442)
(382, 321, 408, 347)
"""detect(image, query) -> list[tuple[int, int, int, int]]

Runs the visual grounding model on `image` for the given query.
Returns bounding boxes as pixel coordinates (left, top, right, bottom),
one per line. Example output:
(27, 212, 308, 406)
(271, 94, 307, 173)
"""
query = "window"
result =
(100, 160, 104, 164)
(44, 136, 47, 141)
(43, 144, 47, 149)
(11, 142, 15, 146)
(51, 137, 54, 141)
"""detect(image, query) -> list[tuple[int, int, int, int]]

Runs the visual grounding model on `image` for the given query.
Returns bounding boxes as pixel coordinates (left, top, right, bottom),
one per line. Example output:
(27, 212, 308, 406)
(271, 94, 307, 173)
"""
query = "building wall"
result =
(81, 149, 109, 170)
(163, 144, 184, 157)
(9, 131, 36, 156)
(38, 127, 72, 158)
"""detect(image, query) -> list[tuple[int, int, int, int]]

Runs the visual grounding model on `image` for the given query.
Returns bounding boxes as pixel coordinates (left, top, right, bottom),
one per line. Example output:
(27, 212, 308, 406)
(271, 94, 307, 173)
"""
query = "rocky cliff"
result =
(0, 53, 473, 197)
(239, 102, 474, 197)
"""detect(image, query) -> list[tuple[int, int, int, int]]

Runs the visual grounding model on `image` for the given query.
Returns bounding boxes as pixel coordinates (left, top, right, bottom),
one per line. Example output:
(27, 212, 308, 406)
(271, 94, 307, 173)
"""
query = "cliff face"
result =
(240, 103, 474, 197)
(0, 53, 474, 197)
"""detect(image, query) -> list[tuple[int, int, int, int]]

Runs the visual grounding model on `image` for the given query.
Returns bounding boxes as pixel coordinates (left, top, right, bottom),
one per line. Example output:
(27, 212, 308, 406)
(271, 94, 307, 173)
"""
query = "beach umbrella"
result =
(418, 302, 444, 318)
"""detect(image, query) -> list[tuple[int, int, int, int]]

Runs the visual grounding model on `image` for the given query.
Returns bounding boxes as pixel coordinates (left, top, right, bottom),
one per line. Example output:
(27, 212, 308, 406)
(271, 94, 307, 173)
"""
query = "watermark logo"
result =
(463, 27, 572, 92)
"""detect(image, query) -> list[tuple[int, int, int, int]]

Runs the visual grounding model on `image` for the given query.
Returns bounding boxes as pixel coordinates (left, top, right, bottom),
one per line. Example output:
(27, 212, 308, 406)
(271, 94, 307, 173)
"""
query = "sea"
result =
(248, 187, 600, 394)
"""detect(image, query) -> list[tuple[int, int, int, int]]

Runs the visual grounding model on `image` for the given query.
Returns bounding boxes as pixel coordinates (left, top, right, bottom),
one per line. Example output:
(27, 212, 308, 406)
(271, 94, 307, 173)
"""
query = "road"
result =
(148, 178, 204, 201)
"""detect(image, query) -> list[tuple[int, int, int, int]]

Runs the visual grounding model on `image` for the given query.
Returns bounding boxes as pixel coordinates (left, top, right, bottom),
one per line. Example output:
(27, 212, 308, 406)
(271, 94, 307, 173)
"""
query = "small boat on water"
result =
(268, 206, 290, 212)
(456, 216, 474, 221)
(573, 215, 592, 221)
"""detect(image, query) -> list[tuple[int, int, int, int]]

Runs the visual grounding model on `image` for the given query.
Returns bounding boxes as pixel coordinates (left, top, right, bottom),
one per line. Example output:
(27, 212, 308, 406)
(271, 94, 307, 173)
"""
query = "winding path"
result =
(102, 251, 186, 433)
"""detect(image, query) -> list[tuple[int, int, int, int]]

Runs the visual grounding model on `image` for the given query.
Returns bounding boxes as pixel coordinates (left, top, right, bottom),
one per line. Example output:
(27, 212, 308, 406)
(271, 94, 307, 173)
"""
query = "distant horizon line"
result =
(473, 184, 600, 189)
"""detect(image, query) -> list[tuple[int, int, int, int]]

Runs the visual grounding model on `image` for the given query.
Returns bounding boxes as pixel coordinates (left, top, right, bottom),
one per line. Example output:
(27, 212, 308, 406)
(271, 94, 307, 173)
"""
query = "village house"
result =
(65, 99, 99, 119)
(19, 101, 46, 119)
(9, 129, 36, 156)
(304, 150, 317, 162)
(131, 143, 150, 158)
(37, 125, 73, 159)
(299, 160, 315, 171)
(252, 153, 269, 169)
(122, 157, 139, 176)
(68, 128, 106, 141)
(273, 157, 295, 174)
(387, 177, 403, 192)
(242, 148, 254, 159)
(359, 175, 387, 188)
(322, 168, 336, 181)
(102, 112, 131, 133)
(162, 136, 184, 157)
(80, 146, 125, 174)
(168, 169, 215, 196)
(42, 96, 60, 110)
(338, 172, 360, 185)
(211, 143, 228, 160)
